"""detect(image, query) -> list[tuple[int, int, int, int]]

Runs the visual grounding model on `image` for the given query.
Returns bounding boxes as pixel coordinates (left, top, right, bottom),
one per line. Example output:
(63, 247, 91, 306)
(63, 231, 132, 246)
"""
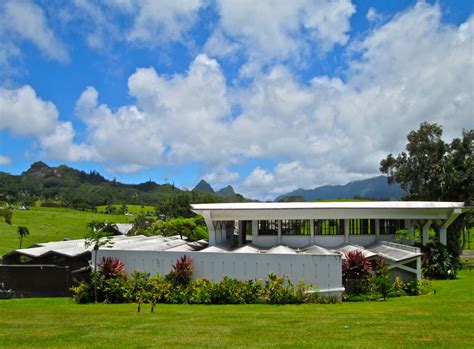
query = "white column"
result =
(202, 210, 216, 245)
(277, 220, 282, 245)
(375, 219, 380, 241)
(416, 256, 421, 281)
(252, 220, 258, 244)
(439, 227, 447, 246)
(344, 219, 349, 244)
(422, 220, 432, 246)
(310, 219, 315, 245)
(238, 220, 243, 247)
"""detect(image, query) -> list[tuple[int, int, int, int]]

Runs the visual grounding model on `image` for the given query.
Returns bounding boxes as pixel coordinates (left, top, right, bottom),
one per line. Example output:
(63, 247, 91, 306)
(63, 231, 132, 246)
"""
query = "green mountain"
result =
(192, 179, 215, 194)
(275, 176, 404, 201)
(216, 185, 236, 197)
(192, 180, 237, 198)
(0, 162, 248, 209)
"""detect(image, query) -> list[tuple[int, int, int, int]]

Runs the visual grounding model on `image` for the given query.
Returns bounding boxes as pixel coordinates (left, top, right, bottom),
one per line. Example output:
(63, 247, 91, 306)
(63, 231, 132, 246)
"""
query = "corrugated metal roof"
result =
(333, 244, 377, 259)
(301, 245, 334, 255)
(267, 245, 297, 254)
(368, 241, 422, 262)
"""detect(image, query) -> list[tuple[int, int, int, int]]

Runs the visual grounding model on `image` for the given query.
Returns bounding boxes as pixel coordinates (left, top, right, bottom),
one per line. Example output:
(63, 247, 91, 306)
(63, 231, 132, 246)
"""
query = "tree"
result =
(380, 122, 473, 256)
(1, 209, 13, 225)
(151, 217, 208, 241)
(17, 226, 30, 248)
(84, 229, 114, 303)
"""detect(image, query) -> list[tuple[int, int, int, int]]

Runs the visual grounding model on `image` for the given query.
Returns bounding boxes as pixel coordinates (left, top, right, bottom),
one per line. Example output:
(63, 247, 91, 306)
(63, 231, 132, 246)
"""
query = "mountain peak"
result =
(192, 179, 215, 193)
(24, 161, 51, 176)
(217, 185, 235, 197)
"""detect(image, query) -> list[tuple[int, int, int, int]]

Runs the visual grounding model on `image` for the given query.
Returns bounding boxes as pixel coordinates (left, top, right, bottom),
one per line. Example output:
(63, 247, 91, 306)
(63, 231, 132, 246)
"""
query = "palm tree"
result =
(84, 229, 114, 303)
(17, 226, 30, 248)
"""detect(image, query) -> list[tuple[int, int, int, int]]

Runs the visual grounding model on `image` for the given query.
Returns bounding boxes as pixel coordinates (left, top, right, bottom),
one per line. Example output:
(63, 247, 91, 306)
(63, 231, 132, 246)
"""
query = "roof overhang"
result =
(191, 201, 465, 221)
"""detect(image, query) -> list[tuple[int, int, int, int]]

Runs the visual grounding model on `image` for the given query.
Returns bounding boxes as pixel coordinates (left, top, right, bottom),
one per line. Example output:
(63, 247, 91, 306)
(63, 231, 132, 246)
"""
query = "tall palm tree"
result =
(17, 226, 29, 248)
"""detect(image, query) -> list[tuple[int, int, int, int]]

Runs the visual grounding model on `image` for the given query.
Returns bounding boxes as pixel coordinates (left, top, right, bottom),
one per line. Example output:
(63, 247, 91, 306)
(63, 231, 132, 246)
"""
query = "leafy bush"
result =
(166, 255, 193, 285)
(371, 260, 392, 300)
(342, 251, 372, 294)
(422, 242, 461, 279)
(99, 257, 126, 279)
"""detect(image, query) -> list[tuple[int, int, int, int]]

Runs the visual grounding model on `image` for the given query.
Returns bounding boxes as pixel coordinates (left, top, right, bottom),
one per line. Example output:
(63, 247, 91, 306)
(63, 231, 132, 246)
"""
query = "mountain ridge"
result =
(275, 175, 404, 201)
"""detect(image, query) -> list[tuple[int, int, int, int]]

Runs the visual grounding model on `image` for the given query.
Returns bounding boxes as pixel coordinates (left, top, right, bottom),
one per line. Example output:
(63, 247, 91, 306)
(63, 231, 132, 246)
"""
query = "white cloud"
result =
(206, 0, 355, 74)
(0, 0, 69, 63)
(204, 168, 240, 188)
(126, 0, 205, 44)
(5, 3, 470, 200)
(0, 155, 12, 166)
(0, 85, 59, 136)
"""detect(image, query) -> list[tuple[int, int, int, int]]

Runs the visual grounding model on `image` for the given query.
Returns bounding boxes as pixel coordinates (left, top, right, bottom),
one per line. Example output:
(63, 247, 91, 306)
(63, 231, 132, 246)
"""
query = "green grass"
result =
(0, 207, 130, 255)
(0, 271, 472, 348)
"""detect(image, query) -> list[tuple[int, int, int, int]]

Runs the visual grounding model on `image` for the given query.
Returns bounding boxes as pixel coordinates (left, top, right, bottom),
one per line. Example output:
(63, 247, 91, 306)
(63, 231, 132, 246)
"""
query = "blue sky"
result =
(0, 0, 472, 199)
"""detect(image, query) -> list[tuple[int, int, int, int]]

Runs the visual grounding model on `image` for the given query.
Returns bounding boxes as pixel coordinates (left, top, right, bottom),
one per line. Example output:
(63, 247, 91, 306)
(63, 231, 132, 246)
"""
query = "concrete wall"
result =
(97, 249, 343, 296)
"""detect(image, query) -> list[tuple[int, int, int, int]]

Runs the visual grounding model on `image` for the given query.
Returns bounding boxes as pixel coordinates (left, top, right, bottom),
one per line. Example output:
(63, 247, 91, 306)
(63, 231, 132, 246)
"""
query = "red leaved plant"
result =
(166, 255, 193, 285)
(99, 257, 126, 279)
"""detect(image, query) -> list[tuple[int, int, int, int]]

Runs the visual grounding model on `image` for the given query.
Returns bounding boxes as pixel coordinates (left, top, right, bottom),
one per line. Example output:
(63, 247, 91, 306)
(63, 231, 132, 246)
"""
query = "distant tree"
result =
(151, 217, 208, 241)
(380, 122, 473, 256)
(105, 205, 117, 214)
(1, 209, 13, 225)
(87, 221, 121, 235)
(17, 226, 30, 248)
(129, 213, 155, 235)
(84, 230, 114, 303)
(119, 204, 128, 215)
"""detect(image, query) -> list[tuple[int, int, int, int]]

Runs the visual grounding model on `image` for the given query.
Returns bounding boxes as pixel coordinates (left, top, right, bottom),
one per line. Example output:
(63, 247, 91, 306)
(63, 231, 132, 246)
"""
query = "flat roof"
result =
(192, 201, 464, 210)
(191, 201, 464, 221)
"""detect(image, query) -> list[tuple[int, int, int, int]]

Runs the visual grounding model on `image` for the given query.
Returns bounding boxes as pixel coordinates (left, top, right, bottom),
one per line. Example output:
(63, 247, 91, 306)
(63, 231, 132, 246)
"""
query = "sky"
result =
(0, 0, 473, 200)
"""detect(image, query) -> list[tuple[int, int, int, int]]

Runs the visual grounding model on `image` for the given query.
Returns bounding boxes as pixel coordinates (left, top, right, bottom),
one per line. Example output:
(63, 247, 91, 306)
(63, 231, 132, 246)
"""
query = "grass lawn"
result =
(0, 271, 472, 348)
(0, 207, 130, 256)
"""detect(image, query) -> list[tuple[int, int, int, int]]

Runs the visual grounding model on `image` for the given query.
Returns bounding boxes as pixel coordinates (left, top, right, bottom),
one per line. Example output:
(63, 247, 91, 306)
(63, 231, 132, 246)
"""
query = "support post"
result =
(375, 219, 380, 241)
(277, 220, 282, 245)
(310, 219, 315, 245)
(202, 210, 216, 245)
(344, 219, 349, 244)
(252, 220, 258, 245)
(422, 220, 432, 247)
(439, 209, 462, 246)
(416, 256, 421, 281)
(439, 227, 447, 246)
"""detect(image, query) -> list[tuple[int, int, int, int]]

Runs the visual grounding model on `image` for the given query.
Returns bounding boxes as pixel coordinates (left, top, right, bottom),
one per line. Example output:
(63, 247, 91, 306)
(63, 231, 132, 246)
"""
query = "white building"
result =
(95, 201, 465, 299)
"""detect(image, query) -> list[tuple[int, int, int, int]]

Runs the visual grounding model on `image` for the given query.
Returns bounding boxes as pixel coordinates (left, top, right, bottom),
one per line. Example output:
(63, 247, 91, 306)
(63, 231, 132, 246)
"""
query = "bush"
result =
(422, 242, 461, 279)
(166, 255, 193, 285)
(342, 251, 372, 294)
(372, 260, 392, 300)
(99, 257, 126, 279)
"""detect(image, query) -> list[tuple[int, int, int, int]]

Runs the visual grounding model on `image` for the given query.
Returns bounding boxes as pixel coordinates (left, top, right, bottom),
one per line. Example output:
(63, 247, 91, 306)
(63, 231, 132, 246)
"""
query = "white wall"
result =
(97, 249, 343, 297)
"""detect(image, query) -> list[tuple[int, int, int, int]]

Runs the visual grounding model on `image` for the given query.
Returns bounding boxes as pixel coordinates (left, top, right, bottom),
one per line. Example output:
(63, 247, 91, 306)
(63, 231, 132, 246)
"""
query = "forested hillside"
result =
(0, 162, 247, 209)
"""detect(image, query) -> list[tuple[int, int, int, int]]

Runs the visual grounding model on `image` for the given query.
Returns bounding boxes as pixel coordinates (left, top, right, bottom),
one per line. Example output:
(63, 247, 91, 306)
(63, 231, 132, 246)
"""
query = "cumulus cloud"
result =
(126, 0, 204, 44)
(0, 0, 69, 64)
(3, 3, 471, 200)
(205, 0, 355, 74)
(0, 85, 59, 136)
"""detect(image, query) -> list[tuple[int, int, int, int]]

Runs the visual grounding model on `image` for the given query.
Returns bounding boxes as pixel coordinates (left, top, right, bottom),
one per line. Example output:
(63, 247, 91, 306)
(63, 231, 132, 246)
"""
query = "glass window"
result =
(258, 220, 278, 235)
(380, 219, 405, 234)
(281, 220, 311, 235)
(314, 219, 344, 235)
(348, 219, 375, 235)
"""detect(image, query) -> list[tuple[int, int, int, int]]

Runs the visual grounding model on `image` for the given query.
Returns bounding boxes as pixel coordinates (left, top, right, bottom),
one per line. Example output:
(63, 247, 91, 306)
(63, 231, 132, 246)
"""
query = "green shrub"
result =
(71, 282, 94, 304)
(422, 242, 461, 279)
(372, 260, 392, 300)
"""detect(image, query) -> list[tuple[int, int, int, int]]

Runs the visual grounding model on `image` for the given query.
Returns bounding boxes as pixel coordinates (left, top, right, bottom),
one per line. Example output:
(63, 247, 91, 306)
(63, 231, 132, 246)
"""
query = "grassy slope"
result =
(96, 204, 156, 215)
(0, 271, 472, 348)
(0, 207, 130, 255)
